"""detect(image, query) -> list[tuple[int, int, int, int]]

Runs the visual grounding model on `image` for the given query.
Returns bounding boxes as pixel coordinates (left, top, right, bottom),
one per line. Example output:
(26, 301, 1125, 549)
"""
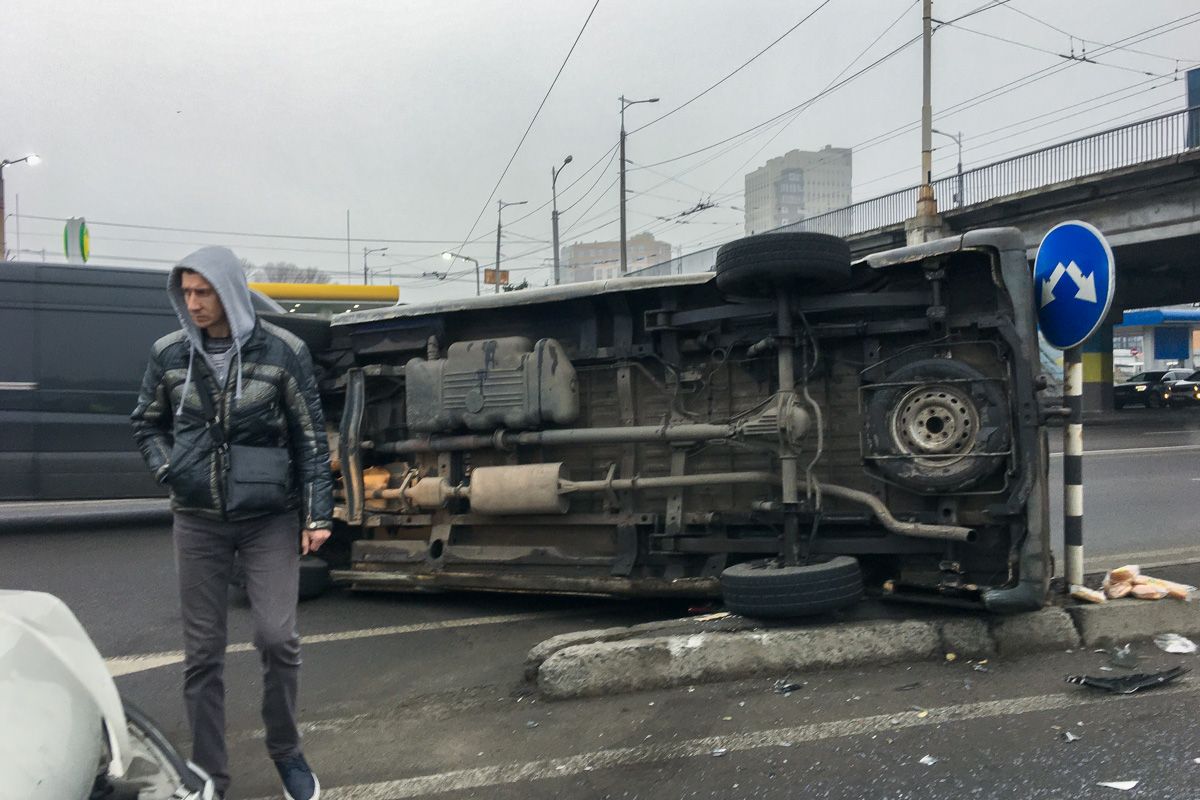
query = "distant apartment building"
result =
(743, 145, 852, 234)
(562, 232, 673, 282)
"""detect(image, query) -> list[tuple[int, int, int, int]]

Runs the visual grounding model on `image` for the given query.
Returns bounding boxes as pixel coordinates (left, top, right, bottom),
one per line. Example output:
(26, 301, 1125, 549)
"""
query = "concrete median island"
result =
(528, 600, 1200, 700)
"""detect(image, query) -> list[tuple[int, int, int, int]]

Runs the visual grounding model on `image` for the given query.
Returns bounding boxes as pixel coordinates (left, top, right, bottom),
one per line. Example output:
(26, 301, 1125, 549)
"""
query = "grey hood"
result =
(167, 246, 257, 412)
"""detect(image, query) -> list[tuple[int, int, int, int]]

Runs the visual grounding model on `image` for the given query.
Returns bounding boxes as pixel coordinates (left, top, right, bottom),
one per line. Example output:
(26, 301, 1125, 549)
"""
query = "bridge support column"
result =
(1081, 322, 1115, 413)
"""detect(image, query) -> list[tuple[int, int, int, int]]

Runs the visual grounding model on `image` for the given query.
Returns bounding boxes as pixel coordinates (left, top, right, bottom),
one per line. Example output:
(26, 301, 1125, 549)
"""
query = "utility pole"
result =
(618, 95, 659, 274)
(551, 155, 572, 285)
(362, 246, 387, 284)
(906, 0, 943, 244)
(495, 199, 527, 294)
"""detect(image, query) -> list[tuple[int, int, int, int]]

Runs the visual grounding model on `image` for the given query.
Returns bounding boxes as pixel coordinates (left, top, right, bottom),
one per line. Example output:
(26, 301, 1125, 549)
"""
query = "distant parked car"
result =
(1167, 369, 1200, 407)
(1113, 369, 1192, 409)
(0, 590, 213, 799)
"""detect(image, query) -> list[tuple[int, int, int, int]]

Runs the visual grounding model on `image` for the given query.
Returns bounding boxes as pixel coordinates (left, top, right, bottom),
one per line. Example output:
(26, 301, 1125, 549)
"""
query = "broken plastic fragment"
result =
(972, 663, 990, 673)
(1154, 633, 1198, 654)
(1110, 643, 1139, 668)
(1062, 731, 1081, 742)
(1065, 665, 1189, 694)
(1097, 781, 1139, 791)
(525, 721, 539, 729)
(919, 755, 939, 766)
(711, 748, 728, 757)
(774, 679, 805, 694)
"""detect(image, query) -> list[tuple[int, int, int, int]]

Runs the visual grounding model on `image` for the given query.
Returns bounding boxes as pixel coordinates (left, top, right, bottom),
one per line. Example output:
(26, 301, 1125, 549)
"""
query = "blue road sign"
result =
(1034, 220, 1115, 350)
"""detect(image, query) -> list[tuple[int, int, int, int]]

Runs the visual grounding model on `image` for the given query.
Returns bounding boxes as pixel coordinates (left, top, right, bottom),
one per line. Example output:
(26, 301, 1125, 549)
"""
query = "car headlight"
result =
(1135, 385, 1147, 392)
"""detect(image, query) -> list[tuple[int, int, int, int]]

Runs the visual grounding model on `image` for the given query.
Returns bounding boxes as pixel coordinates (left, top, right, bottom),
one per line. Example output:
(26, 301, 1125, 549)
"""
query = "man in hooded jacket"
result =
(131, 246, 332, 800)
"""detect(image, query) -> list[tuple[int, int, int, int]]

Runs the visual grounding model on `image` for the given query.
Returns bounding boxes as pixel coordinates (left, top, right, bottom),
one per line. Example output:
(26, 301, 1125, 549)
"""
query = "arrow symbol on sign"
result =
(1041, 263, 1065, 307)
(1040, 260, 1096, 307)
(1065, 260, 1096, 303)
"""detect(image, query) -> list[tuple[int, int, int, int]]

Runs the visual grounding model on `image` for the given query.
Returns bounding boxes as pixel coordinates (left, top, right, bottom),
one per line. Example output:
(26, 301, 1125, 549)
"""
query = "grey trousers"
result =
(173, 510, 303, 794)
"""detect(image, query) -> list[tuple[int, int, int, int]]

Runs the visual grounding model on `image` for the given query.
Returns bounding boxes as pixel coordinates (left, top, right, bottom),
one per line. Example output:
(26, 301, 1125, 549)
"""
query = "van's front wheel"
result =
(720, 556, 863, 618)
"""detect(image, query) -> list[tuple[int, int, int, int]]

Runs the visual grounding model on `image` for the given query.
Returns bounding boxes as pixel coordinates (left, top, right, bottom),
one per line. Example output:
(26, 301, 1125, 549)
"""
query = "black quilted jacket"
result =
(130, 320, 334, 528)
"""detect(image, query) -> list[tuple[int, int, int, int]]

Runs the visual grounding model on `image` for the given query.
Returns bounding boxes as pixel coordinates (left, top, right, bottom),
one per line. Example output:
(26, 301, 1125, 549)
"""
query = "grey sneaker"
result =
(274, 753, 320, 800)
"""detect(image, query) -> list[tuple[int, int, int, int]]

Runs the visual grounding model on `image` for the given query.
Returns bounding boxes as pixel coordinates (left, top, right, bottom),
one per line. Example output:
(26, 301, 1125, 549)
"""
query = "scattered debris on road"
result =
(893, 681, 923, 691)
(710, 748, 728, 757)
(919, 755, 939, 766)
(1066, 665, 1189, 694)
(1097, 780, 1139, 791)
(1154, 633, 1198, 654)
(1062, 731, 1081, 743)
(1109, 644, 1138, 668)
(774, 679, 805, 694)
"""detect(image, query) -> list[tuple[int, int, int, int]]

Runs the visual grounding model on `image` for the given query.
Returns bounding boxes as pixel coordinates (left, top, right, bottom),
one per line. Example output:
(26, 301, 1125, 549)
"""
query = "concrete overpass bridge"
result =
(636, 105, 1200, 409)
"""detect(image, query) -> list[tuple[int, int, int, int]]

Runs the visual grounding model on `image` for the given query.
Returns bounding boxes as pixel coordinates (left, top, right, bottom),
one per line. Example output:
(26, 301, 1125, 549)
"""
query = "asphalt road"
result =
(1047, 409, 1200, 570)
(4, 409, 1200, 798)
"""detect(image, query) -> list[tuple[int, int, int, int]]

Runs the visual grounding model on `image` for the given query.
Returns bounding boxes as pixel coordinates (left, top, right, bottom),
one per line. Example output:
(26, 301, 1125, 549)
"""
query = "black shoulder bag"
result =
(193, 381, 293, 516)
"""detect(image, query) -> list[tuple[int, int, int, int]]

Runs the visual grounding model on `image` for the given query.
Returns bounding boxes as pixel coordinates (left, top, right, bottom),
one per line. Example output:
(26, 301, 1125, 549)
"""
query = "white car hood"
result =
(0, 590, 132, 792)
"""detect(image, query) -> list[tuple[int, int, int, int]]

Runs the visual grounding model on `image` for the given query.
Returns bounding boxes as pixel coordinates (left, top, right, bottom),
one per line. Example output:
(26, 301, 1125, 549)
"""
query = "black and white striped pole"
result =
(1063, 346, 1084, 588)
(1032, 221, 1115, 595)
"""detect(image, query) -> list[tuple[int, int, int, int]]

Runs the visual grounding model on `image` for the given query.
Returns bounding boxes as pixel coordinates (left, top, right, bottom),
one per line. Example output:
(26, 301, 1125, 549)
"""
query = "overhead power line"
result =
(629, 0, 835, 135)
(449, 0, 601, 258)
(940, 20, 1169, 77)
(1000, 3, 1197, 63)
(632, 33, 922, 171)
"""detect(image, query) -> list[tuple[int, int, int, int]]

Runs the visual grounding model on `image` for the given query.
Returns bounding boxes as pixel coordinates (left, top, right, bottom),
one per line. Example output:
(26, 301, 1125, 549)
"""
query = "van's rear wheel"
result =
(714, 233, 851, 298)
(720, 556, 863, 618)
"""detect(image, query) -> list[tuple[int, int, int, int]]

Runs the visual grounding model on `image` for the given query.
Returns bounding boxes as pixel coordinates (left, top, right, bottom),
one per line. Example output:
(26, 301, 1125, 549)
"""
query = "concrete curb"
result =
(530, 600, 1198, 700)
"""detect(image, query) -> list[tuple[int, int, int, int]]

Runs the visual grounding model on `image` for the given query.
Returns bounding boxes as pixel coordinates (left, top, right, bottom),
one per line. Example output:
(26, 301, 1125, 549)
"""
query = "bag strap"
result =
(190, 370, 228, 450)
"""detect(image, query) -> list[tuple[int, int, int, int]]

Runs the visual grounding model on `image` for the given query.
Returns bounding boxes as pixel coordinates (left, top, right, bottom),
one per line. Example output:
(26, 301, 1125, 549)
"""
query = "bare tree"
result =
(242, 260, 332, 284)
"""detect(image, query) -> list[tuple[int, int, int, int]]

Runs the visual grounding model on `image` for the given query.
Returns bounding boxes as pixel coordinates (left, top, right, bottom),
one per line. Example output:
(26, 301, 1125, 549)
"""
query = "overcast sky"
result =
(2, 1, 1197, 302)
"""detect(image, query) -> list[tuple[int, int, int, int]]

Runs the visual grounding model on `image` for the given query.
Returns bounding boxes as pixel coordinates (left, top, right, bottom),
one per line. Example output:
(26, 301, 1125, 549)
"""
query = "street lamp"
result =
(551, 154, 572, 285)
(495, 199, 527, 294)
(442, 250, 482, 296)
(362, 246, 388, 284)
(0, 153, 41, 261)
(932, 129, 964, 208)
(619, 95, 658, 274)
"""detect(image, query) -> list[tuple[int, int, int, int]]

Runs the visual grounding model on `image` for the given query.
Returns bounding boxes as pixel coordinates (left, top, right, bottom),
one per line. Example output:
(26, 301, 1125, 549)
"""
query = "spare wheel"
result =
(865, 358, 1011, 492)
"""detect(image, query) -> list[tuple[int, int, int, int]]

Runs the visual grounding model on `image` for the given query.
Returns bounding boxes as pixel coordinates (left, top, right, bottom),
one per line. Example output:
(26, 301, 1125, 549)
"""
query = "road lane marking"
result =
(1084, 544, 1200, 573)
(105, 612, 566, 677)
(246, 682, 1196, 800)
(1049, 444, 1200, 457)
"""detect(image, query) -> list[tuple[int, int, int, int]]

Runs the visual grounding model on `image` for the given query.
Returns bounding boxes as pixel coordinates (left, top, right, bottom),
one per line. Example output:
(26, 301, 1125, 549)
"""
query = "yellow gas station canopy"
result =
(249, 282, 399, 302)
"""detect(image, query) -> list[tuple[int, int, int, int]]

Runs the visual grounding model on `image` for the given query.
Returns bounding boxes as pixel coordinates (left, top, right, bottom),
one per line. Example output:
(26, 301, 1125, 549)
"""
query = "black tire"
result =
(865, 358, 1011, 492)
(720, 556, 863, 618)
(714, 232, 851, 298)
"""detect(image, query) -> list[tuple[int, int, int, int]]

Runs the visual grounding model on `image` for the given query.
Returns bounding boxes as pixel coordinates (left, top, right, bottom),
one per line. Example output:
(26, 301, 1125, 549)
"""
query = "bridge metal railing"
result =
(631, 105, 1200, 278)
